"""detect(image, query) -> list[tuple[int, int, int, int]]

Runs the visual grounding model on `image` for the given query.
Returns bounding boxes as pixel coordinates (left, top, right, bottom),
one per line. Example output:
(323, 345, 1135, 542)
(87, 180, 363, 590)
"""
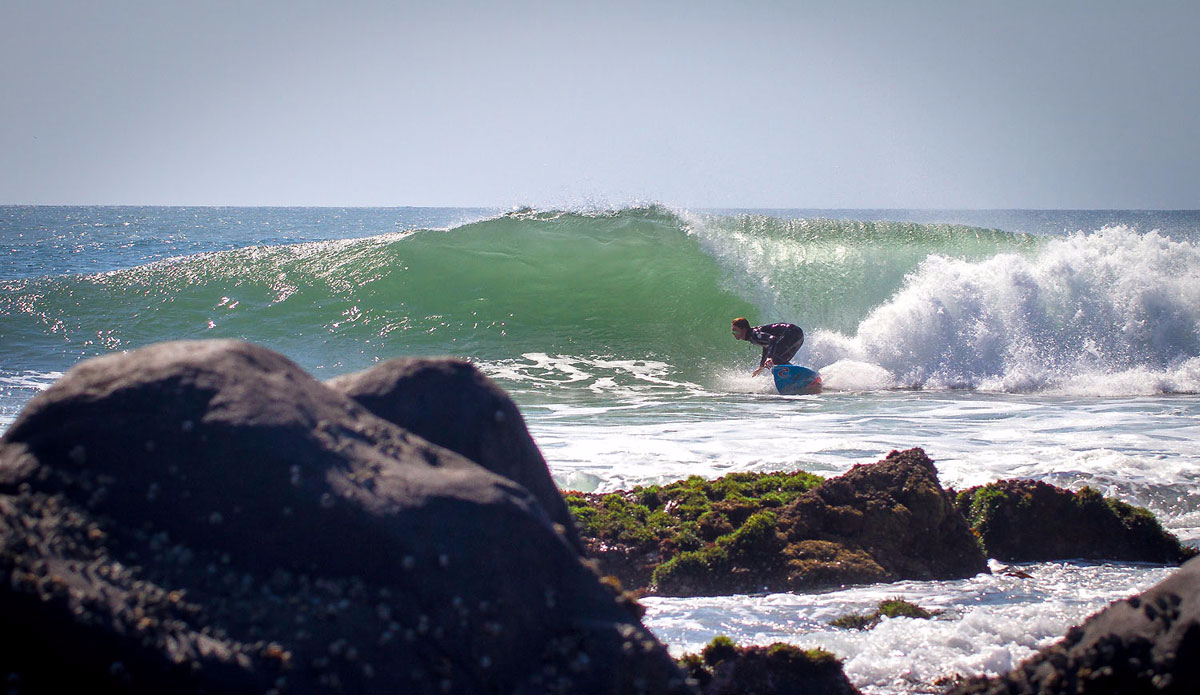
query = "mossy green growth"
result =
(565, 469, 823, 554)
(957, 485, 1010, 530)
(678, 637, 845, 689)
(563, 490, 675, 546)
(878, 598, 937, 619)
(769, 643, 840, 665)
(955, 479, 1195, 563)
(718, 510, 785, 561)
(701, 635, 739, 667)
(651, 510, 785, 590)
(830, 598, 939, 630)
(828, 612, 877, 630)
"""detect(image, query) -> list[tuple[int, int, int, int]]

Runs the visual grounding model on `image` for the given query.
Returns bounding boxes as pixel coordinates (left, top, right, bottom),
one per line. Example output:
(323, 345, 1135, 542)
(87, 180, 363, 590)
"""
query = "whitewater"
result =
(2, 205, 1198, 694)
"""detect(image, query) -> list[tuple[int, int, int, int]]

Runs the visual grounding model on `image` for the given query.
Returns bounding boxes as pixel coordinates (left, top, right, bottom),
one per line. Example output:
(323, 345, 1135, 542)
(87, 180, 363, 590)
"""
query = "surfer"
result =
(731, 318, 805, 377)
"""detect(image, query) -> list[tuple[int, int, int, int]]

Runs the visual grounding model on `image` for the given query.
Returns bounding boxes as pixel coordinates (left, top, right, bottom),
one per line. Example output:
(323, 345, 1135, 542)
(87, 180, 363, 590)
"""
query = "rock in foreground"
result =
(0, 340, 687, 694)
(327, 358, 583, 552)
(950, 556, 1200, 695)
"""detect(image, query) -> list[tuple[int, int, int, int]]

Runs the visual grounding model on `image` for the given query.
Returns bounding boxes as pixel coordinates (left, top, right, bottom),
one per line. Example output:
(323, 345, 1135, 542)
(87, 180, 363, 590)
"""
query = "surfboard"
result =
(772, 364, 822, 395)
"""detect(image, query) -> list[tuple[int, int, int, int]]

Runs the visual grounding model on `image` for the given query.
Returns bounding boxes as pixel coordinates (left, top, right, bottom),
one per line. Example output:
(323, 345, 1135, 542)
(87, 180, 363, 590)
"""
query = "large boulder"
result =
(955, 479, 1195, 564)
(650, 448, 989, 596)
(950, 556, 1200, 694)
(0, 340, 688, 694)
(326, 358, 582, 552)
(783, 447, 988, 584)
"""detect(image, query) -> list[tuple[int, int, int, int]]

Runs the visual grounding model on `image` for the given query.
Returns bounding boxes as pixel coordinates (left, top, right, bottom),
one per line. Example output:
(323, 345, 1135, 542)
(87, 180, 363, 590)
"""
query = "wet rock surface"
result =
(779, 447, 989, 588)
(327, 357, 582, 553)
(574, 449, 1193, 600)
(950, 556, 1200, 695)
(955, 478, 1196, 564)
(680, 638, 862, 695)
(0, 340, 688, 694)
(621, 448, 989, 597)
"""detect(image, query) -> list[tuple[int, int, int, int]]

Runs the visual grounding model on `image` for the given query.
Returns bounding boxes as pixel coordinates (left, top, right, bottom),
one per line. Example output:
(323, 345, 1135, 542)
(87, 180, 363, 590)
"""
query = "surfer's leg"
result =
(774, 326, 804, 364)
(776, 345, 799, 364)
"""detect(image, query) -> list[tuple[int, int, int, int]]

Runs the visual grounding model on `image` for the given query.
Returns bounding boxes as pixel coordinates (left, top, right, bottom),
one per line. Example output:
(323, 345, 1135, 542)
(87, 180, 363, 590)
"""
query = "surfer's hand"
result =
(764, 358, 775, 368)
(752, 366, 764, 377)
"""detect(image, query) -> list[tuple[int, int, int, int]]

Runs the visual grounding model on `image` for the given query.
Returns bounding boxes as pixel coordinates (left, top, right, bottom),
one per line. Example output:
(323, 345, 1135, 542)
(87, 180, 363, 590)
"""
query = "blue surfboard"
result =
(772, 364, 822, 395)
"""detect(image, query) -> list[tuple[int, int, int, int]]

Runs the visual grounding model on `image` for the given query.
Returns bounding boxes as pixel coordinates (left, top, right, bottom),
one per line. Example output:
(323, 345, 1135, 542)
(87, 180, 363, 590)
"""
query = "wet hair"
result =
(731, 317, 751, 331)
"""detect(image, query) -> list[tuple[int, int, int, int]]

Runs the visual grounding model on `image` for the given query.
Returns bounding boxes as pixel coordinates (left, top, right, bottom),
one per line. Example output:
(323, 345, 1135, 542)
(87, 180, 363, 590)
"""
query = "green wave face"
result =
(0, 207, 757, 373)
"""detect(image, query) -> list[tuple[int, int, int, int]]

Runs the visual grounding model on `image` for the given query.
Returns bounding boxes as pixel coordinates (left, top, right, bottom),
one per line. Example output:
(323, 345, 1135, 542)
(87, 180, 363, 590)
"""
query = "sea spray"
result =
(806, 227, 1200, 393)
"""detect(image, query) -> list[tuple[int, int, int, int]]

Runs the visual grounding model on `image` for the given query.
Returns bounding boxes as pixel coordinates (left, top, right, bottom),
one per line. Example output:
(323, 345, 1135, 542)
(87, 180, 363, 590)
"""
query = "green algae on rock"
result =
(565, 470, 824, 592)
(830, 598, 941, 630)
(570, 449, 989, 597)
(954, 479, 1196, 564)
(679, 636, 861, 695)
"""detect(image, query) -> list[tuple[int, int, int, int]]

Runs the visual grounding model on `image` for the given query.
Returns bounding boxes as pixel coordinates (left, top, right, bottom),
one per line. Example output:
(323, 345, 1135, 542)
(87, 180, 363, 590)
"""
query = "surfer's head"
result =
(731, 317, 751, 340)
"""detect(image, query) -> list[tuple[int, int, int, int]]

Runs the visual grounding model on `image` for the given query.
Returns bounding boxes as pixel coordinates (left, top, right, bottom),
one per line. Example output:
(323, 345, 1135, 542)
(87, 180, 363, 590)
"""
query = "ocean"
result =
(2, 205, 1198, 694)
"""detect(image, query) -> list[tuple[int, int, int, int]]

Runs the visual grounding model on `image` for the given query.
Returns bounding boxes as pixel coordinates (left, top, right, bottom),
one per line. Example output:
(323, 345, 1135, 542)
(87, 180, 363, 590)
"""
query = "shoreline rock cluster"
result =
(569, 451, 1193, 597)
(1, 340, 1196, 694)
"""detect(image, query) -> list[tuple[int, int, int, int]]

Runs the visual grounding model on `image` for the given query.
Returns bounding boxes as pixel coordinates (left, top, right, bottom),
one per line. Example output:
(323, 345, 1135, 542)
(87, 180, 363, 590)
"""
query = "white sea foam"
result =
(818, 359, 898, 391)
(806, 227, 1200, 395)
(527, 387, 1200, 542)
(0, 369, 63, 435)
(642, 562, 1177, 694)
(0, 370, 63, 391)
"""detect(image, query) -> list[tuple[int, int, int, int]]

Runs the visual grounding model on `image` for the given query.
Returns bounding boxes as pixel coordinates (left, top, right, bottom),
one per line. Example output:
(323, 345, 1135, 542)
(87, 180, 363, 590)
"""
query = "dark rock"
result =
(680, 637, 861, 695)
(653, 448, 989, 596)
(955, 479, 1195, 564)
(0, 340, 689, 694)
(788, 448, 990, 583)
(950, 556, 1200, 695)
(327, 358, 583, 553)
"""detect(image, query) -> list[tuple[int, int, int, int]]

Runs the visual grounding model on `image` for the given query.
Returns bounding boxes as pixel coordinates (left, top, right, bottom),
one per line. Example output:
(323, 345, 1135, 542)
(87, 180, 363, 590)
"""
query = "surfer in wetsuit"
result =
(731, 317, 805, 377)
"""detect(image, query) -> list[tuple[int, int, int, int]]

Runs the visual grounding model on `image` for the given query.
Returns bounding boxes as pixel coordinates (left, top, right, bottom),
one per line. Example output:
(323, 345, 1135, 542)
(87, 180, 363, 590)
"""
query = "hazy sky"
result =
(2, 0, 1198, 208)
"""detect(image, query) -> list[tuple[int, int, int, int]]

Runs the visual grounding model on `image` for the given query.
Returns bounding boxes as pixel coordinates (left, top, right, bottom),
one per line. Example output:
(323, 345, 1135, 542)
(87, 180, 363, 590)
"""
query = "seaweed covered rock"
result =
(679, 636, 861, 695)
(787, 448, 987, 583)
(829, 598, 940, 631)
(327, 357, 582, 552)
(652, 448, 988, 596)
(0, 340, 688, 694)
(565, 471, 824, 592)
(950, 556, 1200, 695)
(955, 479, 1194, 564)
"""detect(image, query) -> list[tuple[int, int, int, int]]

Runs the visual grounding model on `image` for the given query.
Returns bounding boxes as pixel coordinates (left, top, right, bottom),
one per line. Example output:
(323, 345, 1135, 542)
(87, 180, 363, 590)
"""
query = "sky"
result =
(2, 0, 1198, 209)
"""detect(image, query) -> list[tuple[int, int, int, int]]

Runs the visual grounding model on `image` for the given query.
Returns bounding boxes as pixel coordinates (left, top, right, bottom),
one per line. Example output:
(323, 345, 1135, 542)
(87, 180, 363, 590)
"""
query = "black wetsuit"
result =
(748, 323, 805, 367)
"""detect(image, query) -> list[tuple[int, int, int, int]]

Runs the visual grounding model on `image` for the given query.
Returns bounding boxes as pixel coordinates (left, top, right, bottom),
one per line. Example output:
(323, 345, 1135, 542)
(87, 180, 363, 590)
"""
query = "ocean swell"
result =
(2, 208, 1196, 394)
